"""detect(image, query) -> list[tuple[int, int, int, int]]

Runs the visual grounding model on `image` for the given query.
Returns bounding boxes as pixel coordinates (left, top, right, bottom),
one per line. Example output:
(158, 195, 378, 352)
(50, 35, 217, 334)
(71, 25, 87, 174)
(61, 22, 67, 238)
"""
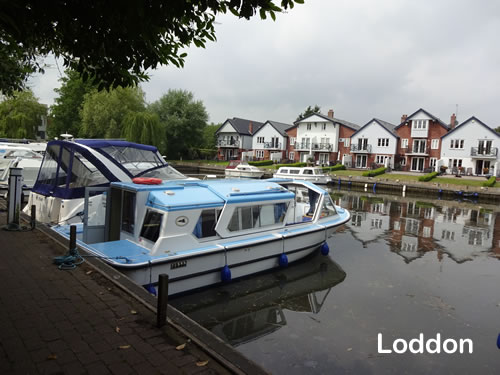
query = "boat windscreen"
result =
(69, 151, 110, 187)
(138, 164, 186, 180)
(97, 146, 165, 177)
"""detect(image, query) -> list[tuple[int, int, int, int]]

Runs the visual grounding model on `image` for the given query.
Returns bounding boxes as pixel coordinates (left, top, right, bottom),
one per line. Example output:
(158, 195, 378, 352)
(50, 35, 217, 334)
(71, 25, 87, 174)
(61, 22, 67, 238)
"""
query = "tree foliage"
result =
(495, 126, 500, 133)
(80, 87, 146, 139)
(202, 123, 221, 149)
(0, 0, 304, 95)
(122, 112, 163, 151)
(0, 90, 47, 138)
(296, 104, 321, 121)
(49, 69, 97, 138)
(149, 89, 209, 159)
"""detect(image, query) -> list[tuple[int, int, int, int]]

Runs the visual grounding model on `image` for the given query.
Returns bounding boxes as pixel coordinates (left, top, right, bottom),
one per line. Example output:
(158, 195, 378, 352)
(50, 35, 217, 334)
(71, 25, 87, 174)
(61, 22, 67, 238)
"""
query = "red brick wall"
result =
(339, 126, 356, 161)
(286, 127, 298, 162)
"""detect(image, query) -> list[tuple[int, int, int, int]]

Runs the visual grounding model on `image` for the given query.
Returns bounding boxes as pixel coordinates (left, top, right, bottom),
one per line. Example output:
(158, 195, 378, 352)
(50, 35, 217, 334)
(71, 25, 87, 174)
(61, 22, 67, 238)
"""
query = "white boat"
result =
(23, 139, 190, 224)
(273, 166, 332, 184)
(0, 146, 44, 194)
(52, 178, 350, 296)
(225, 161, 265, 179)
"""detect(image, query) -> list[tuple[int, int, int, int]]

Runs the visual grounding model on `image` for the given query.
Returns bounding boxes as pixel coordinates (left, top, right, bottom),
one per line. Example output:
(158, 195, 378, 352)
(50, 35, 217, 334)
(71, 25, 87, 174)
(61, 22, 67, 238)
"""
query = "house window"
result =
(401, 139, 408, 148)
(429, 158, 437, 169)
(450, 139, 464, 149)
(289, 137, 296, 145)
(448, 159, 463, 168)
(289, 151, 295, 160)
(322, 123, 327, 130)
(412, 120, 428, 129)
(375, 155, 384, 164)
(257, 136, 264, 144)
(344, 138, 350, 147)
(307, 124, 312, 130)
(255, 150, 264, 158)
(377, 138, 389, 147)
(431, 139, 439, 149)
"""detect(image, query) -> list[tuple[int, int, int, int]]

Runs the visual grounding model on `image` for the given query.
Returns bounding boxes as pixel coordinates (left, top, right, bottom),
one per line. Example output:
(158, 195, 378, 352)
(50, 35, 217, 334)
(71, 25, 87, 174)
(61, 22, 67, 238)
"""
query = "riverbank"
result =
(171, 162, 500, 202)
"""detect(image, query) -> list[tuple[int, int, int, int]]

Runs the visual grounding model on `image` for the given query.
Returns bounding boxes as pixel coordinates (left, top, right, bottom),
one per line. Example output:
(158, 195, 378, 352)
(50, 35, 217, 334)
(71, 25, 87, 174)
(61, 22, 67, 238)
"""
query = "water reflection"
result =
(332, 190, 500, 264)
(171, 253, 346, 346)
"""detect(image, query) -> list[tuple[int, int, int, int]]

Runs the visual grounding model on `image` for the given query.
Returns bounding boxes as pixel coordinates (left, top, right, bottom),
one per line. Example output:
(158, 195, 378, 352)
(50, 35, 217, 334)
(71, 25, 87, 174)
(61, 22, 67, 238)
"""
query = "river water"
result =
(170, 188, 500, 374)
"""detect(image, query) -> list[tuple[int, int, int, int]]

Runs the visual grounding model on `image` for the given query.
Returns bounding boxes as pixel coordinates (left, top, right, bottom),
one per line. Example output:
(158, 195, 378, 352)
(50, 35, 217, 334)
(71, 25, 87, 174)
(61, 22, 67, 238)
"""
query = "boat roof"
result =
(112, 179, 295, 211)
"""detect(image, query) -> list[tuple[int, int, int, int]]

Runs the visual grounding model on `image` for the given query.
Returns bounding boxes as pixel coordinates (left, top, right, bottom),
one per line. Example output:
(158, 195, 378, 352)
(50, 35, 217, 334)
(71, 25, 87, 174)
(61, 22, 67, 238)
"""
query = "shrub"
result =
(274, 162, 307, 169)
(248, 160, 273, 166)
(362, 167, 387, 177)
(418, 171, 438, 182)
(322, 164, 346, 172)
(482, 176, 496, 187)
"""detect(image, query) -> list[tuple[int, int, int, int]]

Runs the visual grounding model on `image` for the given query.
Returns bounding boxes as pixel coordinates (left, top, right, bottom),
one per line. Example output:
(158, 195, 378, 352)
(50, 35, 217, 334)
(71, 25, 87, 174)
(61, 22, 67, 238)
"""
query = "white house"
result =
(439, 117, 499, 176)
(350, 118, 398, 169)
(251, 120, 292, 162)
(291, 110, 359, 164)
(216, 118, 264, 161)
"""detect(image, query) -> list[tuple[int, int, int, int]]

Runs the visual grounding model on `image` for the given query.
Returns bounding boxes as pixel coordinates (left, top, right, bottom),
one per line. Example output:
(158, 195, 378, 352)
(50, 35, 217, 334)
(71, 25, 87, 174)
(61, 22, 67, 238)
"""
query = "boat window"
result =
(121, 191, 136, 233)
(280, 169, 288, 174)
(320, 195, 337, 218)
(139, 164, 186, 180)
(314, 169, 323, 175)
(69, 151, 109, 188)
(36, 144, 60, 186)
(303, 169, 313, 175)
(140, 209, 163, 242)
(193, 209, 221, 238)
(56, 147, 72, 187)
(289, 169, 299, 174)
(227, 203, 288, 232)
(99, 145, 165, 177)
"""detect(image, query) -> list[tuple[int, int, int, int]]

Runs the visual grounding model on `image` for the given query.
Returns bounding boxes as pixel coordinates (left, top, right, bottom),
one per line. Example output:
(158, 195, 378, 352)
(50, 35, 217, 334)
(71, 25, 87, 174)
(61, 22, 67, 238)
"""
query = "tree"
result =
(0, 90, 47, 138)
(0, 1, 303, 95)
(495, 126, 500, 133)
(122, 112, 163, 151)
(296, 105, 321, 121)
(49, 69, 97, 138)
(202, 123, 221, 149)
(149, 89, 209, 159)
(79, 87, 146, 139)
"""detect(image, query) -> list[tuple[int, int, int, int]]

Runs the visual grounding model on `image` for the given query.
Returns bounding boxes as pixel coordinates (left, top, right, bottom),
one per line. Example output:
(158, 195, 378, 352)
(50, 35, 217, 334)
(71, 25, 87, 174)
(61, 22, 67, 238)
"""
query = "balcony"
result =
(264, 142, 282, 150)
(350, 144, 372, 153)
(471, 147, 498, 158)
(294, 142, 333, 152)
(406, 145, 427, 155)
(218, 139, 240, 148)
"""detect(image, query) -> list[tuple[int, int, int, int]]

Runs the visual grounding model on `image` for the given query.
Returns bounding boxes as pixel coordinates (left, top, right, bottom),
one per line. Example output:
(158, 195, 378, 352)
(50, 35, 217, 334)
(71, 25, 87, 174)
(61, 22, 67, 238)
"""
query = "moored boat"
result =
(273, 166, 332, 184)
(52, 178, 350, 296)
(0, 146, 44, 194)
(224, 160, 265, 179)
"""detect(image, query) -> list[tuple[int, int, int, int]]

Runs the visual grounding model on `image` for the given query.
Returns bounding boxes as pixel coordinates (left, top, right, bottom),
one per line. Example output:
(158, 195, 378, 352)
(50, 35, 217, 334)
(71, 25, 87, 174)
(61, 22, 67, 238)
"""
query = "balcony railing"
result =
(264, 142, 282, 149)
(295, 142, 333, 151)
(407, 145, 427, 155)
(471, 147, 498, 158)
(350, 144, 372, 153)
(218, 140, 240, 148)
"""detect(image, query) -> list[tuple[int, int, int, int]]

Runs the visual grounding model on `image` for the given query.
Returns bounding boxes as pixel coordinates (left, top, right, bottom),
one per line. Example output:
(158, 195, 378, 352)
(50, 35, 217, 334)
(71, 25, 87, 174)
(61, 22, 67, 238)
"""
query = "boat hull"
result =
(224, 170, 264, 179)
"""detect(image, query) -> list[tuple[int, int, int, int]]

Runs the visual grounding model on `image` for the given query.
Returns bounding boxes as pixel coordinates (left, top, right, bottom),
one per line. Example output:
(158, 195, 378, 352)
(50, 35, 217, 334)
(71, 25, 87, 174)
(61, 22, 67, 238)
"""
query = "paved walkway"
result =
(0, 210, 228, 374)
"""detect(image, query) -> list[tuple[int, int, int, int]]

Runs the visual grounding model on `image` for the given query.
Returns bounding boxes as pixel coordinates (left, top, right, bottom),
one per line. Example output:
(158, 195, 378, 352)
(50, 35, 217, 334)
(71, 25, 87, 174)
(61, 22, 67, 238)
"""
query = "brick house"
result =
(394, 108, 450, 172)
(251, 120, 293, 162)
(215, 117, 264, 161)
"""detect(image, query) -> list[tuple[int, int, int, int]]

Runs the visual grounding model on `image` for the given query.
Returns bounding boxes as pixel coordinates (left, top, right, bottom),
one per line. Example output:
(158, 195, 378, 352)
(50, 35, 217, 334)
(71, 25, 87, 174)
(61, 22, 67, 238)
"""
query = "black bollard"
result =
(69, 225, 77, 255)
(157, 273, 169, 328)
(30, 205, 36, 230)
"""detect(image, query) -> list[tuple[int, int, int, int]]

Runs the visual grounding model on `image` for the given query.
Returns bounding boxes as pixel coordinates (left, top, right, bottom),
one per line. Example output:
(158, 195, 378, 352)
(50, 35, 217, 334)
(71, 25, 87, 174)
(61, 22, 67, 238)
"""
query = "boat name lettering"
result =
(170, 261, 187, 269)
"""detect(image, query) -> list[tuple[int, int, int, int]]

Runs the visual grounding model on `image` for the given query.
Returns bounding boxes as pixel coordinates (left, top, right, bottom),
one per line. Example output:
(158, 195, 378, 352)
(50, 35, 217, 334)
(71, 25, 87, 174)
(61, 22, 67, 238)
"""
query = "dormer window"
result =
(412, 120, 428, 129)
(307, 124, 312, 130)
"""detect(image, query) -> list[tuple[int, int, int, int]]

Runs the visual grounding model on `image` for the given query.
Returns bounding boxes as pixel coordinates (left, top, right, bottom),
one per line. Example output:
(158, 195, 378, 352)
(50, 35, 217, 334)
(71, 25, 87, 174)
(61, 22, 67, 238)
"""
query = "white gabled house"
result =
(251, 120, 292, 162)
(439, 116, 499, 176)
(350, 118, 398, 169)
(216, 117, 264, 161)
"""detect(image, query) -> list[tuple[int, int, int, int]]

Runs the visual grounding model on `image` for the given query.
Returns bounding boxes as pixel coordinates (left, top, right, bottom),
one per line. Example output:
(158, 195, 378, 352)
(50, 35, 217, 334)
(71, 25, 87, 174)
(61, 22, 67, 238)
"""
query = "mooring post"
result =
(30, 205, 36, 230)
(69, 225, 76, 254)
(157, 273, 169, 328)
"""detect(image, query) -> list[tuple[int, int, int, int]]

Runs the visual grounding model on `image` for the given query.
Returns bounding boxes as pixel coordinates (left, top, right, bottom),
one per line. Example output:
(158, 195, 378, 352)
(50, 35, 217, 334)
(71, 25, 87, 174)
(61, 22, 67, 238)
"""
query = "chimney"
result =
(401, 114, 408, 124)
(450, 113, 457, 129)
(327, 109, 334, 119)
(249, 121, 253, 134)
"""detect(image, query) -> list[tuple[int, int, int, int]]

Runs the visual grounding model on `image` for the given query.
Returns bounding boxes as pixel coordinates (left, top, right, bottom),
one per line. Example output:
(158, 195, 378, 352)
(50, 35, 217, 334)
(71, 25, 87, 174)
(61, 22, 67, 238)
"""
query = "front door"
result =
(356, 155, 367, 168)
(411, 157, 425, 172)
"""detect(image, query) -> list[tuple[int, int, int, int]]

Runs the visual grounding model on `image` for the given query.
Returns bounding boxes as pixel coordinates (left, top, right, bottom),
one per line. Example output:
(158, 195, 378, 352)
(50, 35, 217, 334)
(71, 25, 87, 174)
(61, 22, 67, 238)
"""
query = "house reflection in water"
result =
(170, 253, 346, 346)
(333, 190, 500, 264)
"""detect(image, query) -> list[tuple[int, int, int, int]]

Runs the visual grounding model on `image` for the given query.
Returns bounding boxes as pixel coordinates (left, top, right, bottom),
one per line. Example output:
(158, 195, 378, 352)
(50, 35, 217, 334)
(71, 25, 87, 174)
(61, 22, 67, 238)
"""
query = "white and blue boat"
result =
(53, 177, 350, 295)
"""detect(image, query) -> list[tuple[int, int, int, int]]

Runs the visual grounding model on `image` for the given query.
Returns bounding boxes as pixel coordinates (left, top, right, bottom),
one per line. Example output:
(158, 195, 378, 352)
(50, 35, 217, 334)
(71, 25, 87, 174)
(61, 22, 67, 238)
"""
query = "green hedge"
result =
(482, 176, 496, 187)
(248, 160, 273, 166)
(322, 164, 346, 172)
(274, 162, 307, 169)
(362, 167, 387, 177)
(418, 171, 438, 182)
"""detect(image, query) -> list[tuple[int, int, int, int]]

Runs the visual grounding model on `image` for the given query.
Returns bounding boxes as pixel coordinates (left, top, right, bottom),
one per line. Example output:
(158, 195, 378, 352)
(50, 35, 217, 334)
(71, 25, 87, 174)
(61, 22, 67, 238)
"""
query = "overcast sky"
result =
(28, 0, 500, 128)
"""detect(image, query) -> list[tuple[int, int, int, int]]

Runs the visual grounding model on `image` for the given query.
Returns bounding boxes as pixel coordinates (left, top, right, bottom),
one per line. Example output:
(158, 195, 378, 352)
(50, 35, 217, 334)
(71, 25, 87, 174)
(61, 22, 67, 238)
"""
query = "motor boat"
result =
(225, 161, 265, 179)
(52, 177, 350, 296)
(273, 166, 332, 184)
(0, 146, 44, 195)
(23, 139, 190, 224)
